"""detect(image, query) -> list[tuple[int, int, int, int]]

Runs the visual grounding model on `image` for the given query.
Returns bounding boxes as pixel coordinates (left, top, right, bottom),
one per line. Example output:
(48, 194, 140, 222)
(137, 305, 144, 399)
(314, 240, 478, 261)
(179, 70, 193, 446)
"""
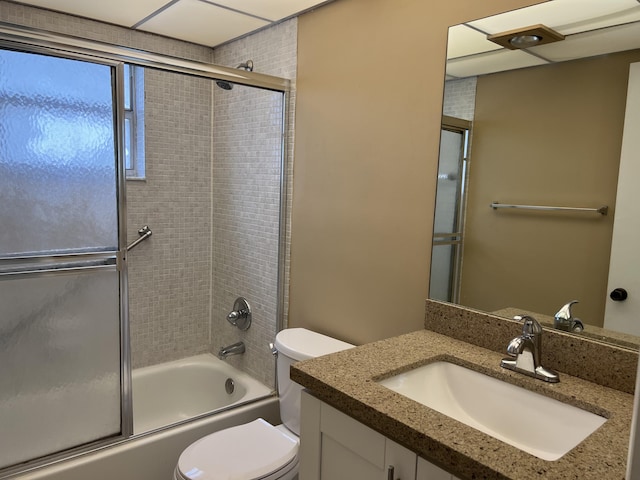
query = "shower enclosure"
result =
(0, 24, 290, 478)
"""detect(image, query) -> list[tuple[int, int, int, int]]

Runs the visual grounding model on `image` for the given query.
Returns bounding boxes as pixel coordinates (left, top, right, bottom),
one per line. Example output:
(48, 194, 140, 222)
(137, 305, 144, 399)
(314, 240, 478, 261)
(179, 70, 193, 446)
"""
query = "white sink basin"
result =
(378, 361, 606, 461)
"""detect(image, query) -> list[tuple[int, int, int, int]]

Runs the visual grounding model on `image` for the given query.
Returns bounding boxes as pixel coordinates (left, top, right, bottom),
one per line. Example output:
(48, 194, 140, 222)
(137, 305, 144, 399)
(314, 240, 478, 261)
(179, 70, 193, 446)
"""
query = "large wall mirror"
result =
(431, 0, 640, 349)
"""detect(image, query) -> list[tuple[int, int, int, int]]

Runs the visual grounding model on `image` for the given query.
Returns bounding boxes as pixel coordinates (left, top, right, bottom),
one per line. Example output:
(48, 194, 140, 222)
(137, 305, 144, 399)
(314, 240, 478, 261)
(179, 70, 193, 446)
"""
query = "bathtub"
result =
(16, 354, 279, 480)
(133, 353, 273, 433)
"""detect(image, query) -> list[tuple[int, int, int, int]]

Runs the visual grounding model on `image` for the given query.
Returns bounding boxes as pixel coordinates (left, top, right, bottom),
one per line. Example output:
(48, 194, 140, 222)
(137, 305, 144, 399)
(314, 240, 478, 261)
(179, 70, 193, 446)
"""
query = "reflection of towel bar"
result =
(490, 202, 608, 216)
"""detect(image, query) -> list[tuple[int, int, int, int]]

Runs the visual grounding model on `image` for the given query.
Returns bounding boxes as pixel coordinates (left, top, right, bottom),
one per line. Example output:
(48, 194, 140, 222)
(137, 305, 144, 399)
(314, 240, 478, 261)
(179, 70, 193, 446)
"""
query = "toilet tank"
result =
(274, 328, 354, 436)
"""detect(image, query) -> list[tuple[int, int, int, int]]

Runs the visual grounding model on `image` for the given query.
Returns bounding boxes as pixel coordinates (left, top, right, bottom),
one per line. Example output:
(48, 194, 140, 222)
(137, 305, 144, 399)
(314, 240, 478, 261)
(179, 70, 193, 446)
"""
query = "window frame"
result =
(123, 64, 144, 180)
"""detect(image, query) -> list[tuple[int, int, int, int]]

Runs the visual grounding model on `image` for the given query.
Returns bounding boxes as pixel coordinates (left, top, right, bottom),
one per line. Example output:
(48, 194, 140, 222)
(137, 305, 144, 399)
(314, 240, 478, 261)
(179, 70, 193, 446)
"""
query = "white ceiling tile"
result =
(137, 0, 269, 47)
(447, 24, 501, 60)
(469, 0, 640, 35)
(446, 49, 549, 79)
(532, 21, 640, 63)
(205, 0, 328, 22)
(15, 0, 172, 27)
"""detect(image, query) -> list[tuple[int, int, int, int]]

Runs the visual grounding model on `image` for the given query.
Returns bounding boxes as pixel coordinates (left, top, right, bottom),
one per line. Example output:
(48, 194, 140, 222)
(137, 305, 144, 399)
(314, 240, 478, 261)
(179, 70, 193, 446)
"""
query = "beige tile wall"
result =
(127, 68, 213, 367)
(212, 19, 297, 388)
(443, 77, 477, 121)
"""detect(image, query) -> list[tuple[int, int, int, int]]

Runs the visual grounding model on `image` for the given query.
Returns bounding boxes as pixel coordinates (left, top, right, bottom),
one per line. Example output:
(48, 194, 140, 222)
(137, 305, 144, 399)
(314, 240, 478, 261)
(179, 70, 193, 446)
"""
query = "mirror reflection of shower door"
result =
(0, 48, 127, 472)
(429, 117, 471, 303)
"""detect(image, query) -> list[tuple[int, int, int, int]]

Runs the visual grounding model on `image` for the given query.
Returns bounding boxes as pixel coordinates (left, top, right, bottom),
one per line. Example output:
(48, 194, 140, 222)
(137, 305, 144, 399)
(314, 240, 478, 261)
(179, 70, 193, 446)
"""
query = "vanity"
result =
(291, 302, 637, 479)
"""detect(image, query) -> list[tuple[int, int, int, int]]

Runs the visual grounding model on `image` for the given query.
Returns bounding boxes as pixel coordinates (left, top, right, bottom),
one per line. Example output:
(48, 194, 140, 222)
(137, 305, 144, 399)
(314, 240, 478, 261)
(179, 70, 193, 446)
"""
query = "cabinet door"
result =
(318, 400, 387, 480)
(386, 439, 417, 480)
(300, 391, 417, 480)
(416, 457, 459, 480)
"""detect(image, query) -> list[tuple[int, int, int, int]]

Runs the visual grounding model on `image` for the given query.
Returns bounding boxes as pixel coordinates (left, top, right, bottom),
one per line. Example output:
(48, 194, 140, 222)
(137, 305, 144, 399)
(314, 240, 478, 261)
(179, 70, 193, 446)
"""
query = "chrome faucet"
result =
(218, 341, 245, 359)
(500, 315, 559, 383)
(554, 300, 584, 332)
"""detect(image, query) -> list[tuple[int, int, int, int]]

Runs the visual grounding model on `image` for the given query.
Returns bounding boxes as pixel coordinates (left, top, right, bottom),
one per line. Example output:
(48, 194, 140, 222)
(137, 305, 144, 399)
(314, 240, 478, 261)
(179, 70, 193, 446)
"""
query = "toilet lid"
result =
(177, 419, 298, 480)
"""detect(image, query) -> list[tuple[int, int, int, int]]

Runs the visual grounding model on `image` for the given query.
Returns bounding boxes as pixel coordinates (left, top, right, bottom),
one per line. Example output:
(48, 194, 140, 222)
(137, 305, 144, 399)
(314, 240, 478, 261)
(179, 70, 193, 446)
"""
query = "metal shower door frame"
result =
(0, 44, 132, 478)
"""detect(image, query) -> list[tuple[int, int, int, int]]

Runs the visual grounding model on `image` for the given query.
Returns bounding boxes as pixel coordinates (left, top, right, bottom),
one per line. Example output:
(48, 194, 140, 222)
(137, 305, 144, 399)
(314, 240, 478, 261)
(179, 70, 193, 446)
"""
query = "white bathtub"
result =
(133, 353, 273, 433)
(16, 354, 279, 480)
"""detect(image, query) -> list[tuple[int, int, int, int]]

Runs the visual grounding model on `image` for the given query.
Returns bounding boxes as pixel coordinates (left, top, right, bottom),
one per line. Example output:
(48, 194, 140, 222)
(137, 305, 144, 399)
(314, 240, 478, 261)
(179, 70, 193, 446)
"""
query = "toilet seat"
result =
(175, 419, 299, 480)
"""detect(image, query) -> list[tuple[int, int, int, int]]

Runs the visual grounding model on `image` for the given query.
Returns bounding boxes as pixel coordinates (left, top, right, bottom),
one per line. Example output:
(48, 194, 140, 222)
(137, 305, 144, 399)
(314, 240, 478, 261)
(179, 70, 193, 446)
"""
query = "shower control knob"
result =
(226, 297, 252, 330)
(610, 288, 628, 302)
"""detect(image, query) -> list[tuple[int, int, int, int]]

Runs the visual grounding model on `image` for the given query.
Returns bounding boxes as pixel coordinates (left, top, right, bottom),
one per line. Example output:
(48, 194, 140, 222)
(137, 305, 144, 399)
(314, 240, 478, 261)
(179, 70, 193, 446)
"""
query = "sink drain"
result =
(225, 378, 235, 395)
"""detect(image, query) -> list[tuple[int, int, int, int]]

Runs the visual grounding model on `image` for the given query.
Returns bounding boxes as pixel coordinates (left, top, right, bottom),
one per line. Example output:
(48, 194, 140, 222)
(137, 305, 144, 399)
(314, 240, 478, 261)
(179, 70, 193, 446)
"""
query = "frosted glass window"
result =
(0, 49, 118, 257)
(124, 64, 145, 179)
(0, 267, 121, 469)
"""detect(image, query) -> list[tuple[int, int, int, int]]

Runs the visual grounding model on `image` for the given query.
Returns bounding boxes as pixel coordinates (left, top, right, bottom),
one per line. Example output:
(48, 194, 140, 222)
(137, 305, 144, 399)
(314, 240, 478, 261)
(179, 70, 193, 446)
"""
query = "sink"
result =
(378, 361, 606, 461)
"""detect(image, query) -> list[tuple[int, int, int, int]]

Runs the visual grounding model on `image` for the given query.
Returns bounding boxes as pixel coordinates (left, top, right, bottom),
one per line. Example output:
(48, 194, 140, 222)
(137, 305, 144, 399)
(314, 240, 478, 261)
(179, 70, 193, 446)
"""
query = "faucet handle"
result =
(513, 315, 542, 336)
(554, 300, 579, 321)
(554, 300, 579, 331)
(227, 296, 252, 330)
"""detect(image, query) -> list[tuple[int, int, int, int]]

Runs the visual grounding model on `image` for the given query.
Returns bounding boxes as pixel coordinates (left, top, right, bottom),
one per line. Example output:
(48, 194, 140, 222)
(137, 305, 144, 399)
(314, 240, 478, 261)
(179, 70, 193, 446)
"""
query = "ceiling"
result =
(10, 0, 640, 70)
(447, 0, 640, 79)
(10, 0, 332, 47)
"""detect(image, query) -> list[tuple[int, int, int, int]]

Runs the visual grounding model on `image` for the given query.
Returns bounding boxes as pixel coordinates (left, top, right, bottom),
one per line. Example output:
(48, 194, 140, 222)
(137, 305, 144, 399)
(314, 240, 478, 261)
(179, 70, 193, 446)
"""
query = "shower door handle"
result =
(126, 225, 152, 251)
(0, 256, 117, 278)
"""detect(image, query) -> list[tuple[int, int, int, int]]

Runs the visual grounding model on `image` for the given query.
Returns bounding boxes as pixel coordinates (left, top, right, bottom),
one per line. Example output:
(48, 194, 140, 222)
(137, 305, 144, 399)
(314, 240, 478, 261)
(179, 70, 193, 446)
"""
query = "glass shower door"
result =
(0, 48, 126, 471)
(430, 118, 470, 303)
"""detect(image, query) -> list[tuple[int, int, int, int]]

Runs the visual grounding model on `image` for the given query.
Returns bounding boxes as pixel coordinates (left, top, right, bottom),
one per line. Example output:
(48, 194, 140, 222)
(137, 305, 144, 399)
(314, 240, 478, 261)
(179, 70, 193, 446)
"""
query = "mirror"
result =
(431, 0, 640, 349)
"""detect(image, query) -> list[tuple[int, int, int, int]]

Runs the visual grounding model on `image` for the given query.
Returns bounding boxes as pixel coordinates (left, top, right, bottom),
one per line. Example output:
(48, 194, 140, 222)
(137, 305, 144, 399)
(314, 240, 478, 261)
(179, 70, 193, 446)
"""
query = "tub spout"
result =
(218, 341, 245, 359)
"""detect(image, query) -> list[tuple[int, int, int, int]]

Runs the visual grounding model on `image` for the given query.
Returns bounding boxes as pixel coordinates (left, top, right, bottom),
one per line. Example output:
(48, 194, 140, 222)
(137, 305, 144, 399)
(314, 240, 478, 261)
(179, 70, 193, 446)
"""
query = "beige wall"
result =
(289, 0, 542, 344)
(460, 49, 640, 327)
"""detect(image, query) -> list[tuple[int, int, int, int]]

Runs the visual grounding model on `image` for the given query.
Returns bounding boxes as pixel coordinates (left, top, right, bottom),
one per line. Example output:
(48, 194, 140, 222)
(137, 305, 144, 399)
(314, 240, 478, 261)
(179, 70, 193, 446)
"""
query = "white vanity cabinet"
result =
(416, 457, 458, 480)
(300, 391, 460, 480)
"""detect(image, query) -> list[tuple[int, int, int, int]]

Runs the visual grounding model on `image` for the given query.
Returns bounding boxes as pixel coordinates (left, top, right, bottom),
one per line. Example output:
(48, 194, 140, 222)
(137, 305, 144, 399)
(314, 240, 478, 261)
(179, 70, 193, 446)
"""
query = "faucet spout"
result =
(501, 315, 559, 383)
(218, 341, 245, 359)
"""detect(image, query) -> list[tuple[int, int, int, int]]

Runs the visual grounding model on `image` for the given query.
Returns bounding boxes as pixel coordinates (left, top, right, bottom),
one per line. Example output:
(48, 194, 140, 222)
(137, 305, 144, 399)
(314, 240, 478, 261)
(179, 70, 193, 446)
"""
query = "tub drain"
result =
(225, 378, 235, 395)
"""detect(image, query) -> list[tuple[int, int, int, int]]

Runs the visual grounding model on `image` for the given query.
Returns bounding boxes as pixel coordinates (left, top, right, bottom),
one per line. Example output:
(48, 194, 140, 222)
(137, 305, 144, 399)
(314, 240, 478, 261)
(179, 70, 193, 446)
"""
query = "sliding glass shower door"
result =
(0, 48, 128, 471)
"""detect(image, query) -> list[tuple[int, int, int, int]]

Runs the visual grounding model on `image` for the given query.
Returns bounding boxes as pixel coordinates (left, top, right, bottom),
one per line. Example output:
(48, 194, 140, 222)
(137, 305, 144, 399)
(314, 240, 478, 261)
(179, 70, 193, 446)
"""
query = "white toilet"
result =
(173, 328, 354, 480)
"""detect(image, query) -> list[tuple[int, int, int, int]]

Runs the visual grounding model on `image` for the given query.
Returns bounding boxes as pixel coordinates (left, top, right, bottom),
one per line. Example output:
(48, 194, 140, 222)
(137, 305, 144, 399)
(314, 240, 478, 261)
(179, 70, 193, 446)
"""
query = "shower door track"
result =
(0, 22, 291, 93)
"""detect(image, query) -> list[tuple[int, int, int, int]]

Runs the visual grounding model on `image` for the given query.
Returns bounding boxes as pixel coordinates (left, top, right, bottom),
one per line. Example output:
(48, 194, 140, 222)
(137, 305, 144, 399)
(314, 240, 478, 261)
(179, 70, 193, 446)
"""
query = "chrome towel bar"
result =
(490, 202, 608, 216)
(127, 225, 152, 251)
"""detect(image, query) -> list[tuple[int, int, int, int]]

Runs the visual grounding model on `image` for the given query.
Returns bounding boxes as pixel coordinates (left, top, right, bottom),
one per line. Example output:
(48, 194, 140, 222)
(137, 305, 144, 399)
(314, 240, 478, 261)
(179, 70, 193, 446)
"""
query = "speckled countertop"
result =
(291, 330, 634, 480)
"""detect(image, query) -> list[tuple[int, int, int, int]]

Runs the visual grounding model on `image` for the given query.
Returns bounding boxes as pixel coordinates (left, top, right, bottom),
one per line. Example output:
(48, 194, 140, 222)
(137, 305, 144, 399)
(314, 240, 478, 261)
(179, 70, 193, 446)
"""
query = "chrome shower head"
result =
(215, 60, 255, 90)
(216, 80, 234, 90)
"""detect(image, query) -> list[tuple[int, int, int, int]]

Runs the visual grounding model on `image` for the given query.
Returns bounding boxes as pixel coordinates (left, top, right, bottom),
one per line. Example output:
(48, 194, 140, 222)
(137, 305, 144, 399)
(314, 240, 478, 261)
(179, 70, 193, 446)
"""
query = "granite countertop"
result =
(291, 329, 634, 480)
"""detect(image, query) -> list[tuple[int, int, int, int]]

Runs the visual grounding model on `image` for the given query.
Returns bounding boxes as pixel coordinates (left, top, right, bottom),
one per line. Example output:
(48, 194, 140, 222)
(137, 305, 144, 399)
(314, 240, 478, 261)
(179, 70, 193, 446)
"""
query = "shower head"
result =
(215, 60, 254, 90)
(216, 80, 234, 90)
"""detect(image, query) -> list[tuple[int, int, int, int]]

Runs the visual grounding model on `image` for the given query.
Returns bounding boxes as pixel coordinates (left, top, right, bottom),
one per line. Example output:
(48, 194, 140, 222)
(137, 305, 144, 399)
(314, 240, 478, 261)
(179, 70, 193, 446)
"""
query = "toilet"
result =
(173, 328, 354, 480)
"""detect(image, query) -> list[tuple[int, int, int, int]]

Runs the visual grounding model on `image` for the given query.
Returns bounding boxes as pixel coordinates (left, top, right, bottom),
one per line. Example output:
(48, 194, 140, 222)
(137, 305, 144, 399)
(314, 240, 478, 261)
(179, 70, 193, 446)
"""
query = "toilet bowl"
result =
(173, 328, 354, 480)
(173, 420, 298, 480)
